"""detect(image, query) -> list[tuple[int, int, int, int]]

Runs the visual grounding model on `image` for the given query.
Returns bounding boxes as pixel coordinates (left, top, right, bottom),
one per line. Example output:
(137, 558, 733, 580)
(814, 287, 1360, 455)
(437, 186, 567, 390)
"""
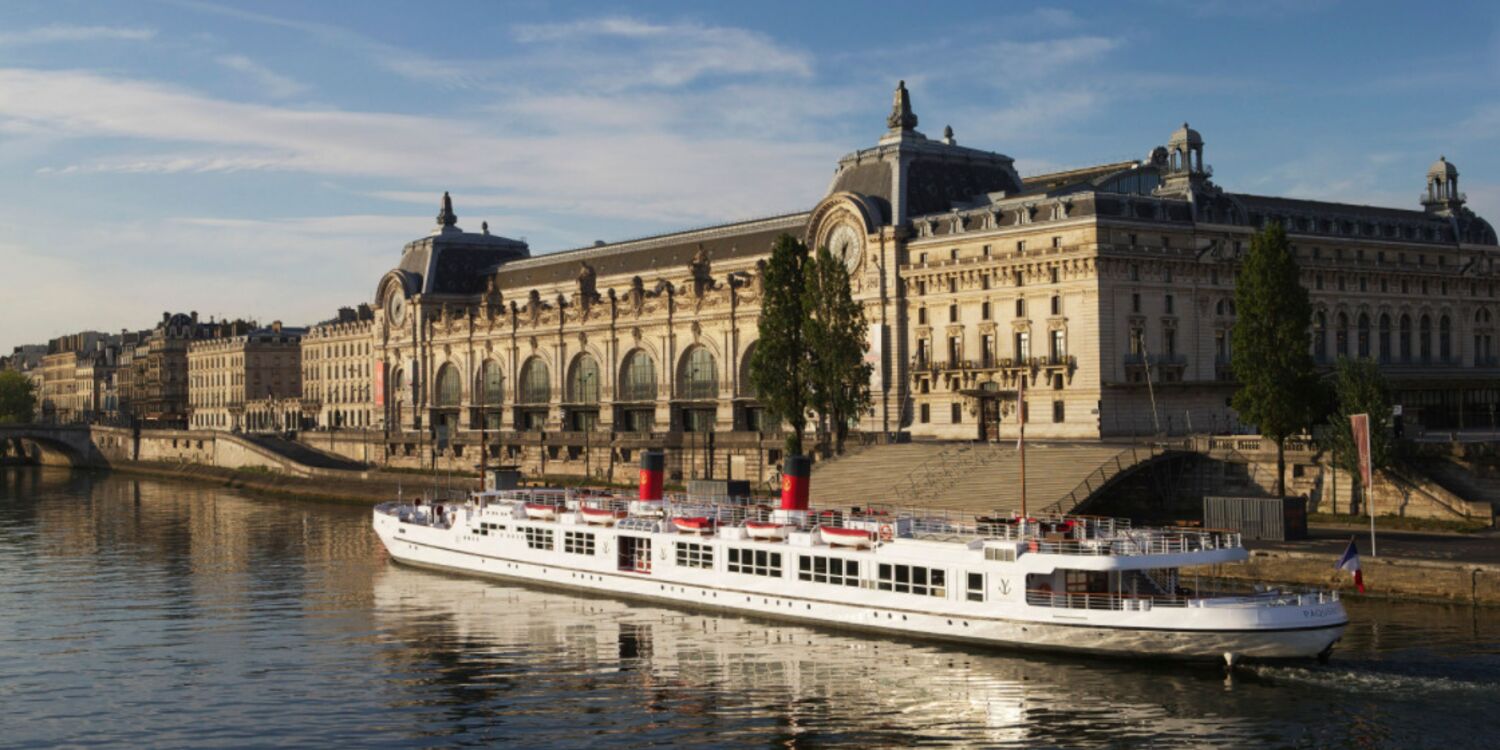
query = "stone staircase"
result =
(243, 434, 370, 471)
(809, 441, 1137, 515)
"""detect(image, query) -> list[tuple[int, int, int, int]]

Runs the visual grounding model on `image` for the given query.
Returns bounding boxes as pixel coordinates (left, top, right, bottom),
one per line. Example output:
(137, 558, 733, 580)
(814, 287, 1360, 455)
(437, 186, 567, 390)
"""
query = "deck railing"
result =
(461, 490, 1244, 557)
(1025, 588, 1338, 611)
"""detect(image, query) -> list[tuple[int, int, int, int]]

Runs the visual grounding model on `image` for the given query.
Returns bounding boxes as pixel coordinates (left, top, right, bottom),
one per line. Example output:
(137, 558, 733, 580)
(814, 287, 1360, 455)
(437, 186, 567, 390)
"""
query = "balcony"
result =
(1123, 353, 1186, 367)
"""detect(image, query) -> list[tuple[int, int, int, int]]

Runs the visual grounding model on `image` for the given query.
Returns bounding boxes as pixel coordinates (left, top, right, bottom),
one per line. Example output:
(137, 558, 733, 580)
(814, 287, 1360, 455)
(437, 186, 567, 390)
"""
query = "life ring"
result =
(878, 524, 894, 542)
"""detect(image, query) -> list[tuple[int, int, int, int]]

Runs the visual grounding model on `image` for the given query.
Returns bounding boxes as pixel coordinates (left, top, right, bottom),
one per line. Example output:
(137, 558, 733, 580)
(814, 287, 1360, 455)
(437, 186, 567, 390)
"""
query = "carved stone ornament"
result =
(528, 336, 538, 351)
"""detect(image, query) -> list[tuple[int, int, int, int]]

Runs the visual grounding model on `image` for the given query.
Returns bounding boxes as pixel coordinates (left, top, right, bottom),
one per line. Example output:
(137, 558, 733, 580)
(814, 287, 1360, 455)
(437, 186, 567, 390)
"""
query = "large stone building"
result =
(38, 332, 119, 424)
(301, 305, 376, 430)
(187, 321, 305, 433)
(360, 83, 1497, 480)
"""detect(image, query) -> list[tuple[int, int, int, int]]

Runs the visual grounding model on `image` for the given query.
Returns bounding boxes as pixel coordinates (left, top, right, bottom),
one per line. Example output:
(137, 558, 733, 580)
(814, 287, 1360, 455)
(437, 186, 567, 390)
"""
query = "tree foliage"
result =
(0, 370, 37, 424)
(803, 245, 873, 454)
(1230, 222, 1321, 496)
(1320, 357, 1395, 492)
(749, 234, 812, 454)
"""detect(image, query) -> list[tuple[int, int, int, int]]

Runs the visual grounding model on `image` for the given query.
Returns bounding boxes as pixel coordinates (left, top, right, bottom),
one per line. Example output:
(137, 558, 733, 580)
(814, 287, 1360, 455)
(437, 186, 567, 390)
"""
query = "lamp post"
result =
(581, 370, 595, 481)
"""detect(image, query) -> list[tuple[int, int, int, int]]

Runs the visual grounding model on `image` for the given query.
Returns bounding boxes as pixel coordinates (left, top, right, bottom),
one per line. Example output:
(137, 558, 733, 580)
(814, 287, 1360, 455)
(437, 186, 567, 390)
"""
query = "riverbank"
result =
(101, 460, 439, 505)
(37, 461, 1500, 606)
(1187, 548, 1500, 607)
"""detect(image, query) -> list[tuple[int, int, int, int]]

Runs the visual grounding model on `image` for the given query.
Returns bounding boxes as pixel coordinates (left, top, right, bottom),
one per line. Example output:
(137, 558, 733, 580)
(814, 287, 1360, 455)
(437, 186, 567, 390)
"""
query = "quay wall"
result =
(1185, 549, 1500, 607)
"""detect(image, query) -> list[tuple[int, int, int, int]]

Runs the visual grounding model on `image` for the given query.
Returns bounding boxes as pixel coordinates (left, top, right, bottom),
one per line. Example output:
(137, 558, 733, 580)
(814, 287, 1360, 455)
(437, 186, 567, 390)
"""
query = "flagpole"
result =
(1019, 375, 1027, 518)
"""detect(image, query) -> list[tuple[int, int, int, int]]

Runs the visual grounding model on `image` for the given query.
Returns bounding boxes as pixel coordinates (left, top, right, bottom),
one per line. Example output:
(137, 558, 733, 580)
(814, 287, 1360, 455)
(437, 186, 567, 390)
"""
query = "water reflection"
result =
(2, 467, 1498, 749)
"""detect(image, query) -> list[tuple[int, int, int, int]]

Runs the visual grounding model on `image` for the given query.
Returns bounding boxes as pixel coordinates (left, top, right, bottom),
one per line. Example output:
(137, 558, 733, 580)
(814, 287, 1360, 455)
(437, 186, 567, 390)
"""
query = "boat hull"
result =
(375, 516, 1345, 662)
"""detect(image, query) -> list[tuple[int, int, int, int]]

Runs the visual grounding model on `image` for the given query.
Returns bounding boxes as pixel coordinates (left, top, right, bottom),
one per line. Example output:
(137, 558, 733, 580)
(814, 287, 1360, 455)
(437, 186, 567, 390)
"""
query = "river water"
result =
(2, 467, 1496, 749)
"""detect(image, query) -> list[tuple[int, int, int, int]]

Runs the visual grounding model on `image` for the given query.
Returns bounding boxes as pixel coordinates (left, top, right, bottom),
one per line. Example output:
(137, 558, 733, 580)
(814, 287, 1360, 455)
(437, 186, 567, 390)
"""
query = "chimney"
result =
(779, 455, 811, 511)
(638, 450, 665, 501)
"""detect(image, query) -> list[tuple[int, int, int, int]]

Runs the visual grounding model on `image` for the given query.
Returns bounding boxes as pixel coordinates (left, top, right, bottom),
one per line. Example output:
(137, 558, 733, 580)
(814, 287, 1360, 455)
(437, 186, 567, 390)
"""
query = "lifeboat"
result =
(744, 521, 792, 540)
(819, 525, 874, 548)
(673, 516, 716, 534)
(579, 506, 626, 525)
(523, 503, 559, 521)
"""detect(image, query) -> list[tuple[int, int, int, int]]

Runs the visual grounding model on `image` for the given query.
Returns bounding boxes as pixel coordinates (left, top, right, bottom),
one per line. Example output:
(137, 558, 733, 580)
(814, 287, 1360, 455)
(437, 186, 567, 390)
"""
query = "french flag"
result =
(1336, 539, 1365, 593)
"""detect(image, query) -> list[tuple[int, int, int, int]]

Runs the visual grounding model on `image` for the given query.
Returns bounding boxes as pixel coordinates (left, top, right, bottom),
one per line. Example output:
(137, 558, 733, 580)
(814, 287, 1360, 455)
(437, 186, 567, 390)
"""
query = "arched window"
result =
(1335, 313, 1349, 358)
(619, 350, 656, 402)
(1357, 313, 1371, 358)
(737, 342, 759, 398)
(1420, 315, 1433, 363)
(567, 354, 600, 404)
(678, 346, 718, 400)
(1378, 314, 1391, 363)
(1399, 315, 1412, 363)
(1440, 315, 1452, 362)
(518, 357, 550, 404)
(477, 360, 503, 404)
(1313, 312, 1327, 361)
(435, 363, 461, 407)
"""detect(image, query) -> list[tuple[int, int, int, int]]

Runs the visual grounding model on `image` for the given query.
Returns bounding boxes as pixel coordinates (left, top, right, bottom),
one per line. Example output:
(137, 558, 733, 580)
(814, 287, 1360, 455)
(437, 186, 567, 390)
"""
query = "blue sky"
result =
(3, 0, 1499, 353)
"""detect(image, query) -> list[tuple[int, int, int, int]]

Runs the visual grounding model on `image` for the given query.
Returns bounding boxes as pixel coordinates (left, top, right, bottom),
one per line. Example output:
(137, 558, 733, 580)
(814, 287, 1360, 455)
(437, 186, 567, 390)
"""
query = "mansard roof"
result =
(492, 212, 808, 289)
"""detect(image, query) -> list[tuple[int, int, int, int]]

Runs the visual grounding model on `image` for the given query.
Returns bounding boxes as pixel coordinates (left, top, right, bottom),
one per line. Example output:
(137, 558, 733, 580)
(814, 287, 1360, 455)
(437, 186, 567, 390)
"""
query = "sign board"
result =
(1392, 404, 1403, 417)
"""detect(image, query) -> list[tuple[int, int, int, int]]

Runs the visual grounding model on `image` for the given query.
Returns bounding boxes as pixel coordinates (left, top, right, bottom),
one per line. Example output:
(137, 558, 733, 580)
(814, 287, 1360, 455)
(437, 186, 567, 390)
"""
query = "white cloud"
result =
(0, 25, 155, 45)
(987, 37, 1122, 79)
(509, 16, 813, 88)
(176, 0, 477, 87)
(2, 67, 836, 226)
(215, 54, 309, 98)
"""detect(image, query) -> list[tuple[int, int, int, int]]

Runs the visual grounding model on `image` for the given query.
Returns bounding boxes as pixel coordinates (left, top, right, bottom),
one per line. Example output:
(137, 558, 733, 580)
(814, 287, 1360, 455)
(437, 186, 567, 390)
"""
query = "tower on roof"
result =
(1423, 156, 1465, 214)
(887, 80, 919, 132)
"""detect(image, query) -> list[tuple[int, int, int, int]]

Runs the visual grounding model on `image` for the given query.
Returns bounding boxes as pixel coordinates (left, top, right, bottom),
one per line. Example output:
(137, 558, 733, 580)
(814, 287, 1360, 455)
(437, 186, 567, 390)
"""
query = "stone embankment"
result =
(101, 460, 469, 505)
(1186, 549, 1500, 607)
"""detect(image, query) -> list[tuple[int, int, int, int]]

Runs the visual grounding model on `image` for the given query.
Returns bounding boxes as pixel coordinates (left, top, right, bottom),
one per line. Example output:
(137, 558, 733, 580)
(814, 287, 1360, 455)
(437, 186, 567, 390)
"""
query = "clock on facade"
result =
(827, 223, 864, 274)
(388, 295, 406, 326)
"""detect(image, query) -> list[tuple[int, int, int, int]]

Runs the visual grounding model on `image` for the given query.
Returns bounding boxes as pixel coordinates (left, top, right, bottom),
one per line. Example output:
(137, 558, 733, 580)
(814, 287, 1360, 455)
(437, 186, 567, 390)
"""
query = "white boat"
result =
(579, 506, 626, 525)
(744, 521, 792, 540)
(375, 479, 1348, 664)
(819, 525, 874, 548)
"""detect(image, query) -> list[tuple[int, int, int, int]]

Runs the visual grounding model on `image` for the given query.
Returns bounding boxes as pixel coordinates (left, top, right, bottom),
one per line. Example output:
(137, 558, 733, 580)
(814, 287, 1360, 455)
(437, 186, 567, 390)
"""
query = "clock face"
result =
(388, 295, 406, 326)
(828, 224, 863, 274)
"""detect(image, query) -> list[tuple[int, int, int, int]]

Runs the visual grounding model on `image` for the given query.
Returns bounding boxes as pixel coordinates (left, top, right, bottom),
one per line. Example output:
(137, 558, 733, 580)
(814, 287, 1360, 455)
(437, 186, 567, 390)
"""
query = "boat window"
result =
(727, 547, 782, 577)
(564, 531, 595, 555)
(675, 542, 714, 569)
(877, 563, 946, 597)
(524, 527, 554, 551)
(967, 572, 985, 602)
(797, 555, 860, 587)
(984, 547, 1016, 562)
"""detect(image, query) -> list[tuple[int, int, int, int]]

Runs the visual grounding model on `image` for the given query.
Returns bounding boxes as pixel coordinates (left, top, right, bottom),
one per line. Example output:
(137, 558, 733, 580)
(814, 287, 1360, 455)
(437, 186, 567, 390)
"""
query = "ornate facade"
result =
(365, 84, 1499, 480)
(301, 305, 376, 430)
(187, 321, 305, 432)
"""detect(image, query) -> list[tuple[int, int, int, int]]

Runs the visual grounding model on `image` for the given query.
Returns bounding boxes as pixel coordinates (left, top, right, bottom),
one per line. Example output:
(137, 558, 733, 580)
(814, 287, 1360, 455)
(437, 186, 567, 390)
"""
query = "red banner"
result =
(373, 361, 385, 408)
(1350, 413, 1372, 490)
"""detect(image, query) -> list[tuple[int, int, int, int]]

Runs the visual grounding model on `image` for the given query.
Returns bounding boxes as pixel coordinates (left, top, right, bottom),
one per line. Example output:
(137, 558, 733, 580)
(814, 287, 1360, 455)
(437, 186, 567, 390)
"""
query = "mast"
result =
(1019, 374, 1027, 517)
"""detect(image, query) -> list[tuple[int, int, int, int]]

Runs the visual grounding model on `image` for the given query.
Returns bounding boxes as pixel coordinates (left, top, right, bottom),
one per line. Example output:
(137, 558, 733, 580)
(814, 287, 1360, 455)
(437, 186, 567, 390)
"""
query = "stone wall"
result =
(1187, 549, 1500, 606)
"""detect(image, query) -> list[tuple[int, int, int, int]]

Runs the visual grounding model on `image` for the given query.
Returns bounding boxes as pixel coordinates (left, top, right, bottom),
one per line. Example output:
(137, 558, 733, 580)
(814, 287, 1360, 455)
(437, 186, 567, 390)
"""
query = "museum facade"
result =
(365, 82, 1499, 481)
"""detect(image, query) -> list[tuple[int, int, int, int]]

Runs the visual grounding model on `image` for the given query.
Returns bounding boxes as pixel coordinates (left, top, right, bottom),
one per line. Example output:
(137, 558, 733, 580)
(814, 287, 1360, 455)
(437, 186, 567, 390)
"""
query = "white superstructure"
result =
(373, 489, 1347, 663)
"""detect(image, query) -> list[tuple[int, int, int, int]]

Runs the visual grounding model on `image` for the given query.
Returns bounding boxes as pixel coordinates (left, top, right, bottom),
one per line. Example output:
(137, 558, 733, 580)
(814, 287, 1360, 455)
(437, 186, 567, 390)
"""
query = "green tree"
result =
(1231, 222, 1321, 497)
(804, 245, 873, 455)
(0, 370, 37, 424)
(749, 234, 812, 454)
(1320, 357, 1395, 508)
